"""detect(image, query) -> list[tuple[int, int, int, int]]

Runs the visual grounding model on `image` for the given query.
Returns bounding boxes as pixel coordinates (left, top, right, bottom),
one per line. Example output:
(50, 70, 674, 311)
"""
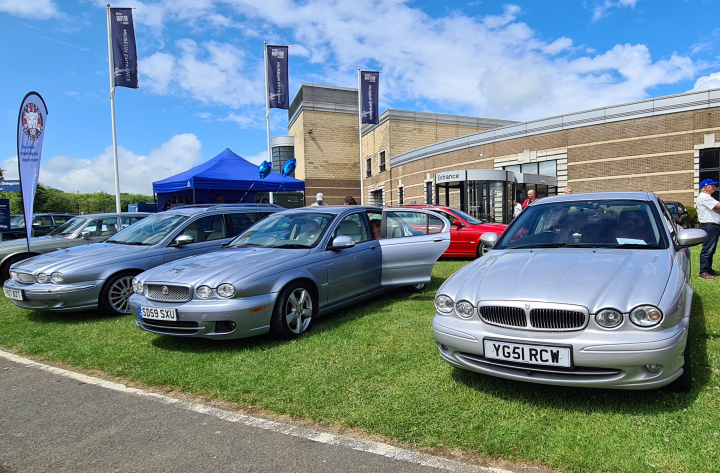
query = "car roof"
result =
(161, 203, 283, 216)
(75, 212, 152, 218)
(277, 206, 383, 215)
(535, 192, 654, 205)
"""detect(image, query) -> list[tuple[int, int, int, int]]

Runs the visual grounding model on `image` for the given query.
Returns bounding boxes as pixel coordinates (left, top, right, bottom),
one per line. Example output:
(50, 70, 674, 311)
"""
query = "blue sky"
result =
(1, 0, 720, 194)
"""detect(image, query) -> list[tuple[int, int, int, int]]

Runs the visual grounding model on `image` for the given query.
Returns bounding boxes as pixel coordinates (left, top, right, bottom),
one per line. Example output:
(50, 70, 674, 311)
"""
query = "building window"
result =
(700, 148, 720, 199)
(372, 190, 383, 206)
(398, 186, 404, 205)
(271, 146, 295, 178)
(379, 150, 386, 172)
(425, 182, 433, 204)
(366, 157, 372, 177)
(504, 160, 557, 177)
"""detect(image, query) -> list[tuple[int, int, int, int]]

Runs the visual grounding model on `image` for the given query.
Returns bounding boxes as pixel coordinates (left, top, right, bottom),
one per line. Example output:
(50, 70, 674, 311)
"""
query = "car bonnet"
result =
(11, 242, 152, 275)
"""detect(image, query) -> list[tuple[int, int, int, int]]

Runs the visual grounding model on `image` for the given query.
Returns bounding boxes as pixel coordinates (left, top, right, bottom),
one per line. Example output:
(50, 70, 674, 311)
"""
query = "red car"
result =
(402, 205, 507, 258)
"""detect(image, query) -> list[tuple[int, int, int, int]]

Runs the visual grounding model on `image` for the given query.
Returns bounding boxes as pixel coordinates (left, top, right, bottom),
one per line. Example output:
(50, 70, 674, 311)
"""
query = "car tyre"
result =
(270, 282, 316, 340)
(406, 283, 427, 293)
(99, 271, 138, 317)
(666, 341, 692, 393)
(476, 244, 487, 258)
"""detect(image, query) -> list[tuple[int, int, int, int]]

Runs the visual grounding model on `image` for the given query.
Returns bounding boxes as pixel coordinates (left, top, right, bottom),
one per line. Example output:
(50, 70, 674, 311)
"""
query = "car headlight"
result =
(455, 300, 475, 318)
(197, 285, 213, 299)
(36, 273, 48, 284)
(630, 305, 663, 327)
(132, 278, 143, 294)
(596, 309, 623, 328)
(216, 283, 236, 298)
(435, 295, 454, 314)
(10, 271, 18, 281)
(50, 272, 64, 284)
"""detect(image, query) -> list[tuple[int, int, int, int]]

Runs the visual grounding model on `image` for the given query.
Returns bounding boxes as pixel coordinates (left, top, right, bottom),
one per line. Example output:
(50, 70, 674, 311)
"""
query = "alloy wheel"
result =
(285, 288, 313, 334)
(108, 275, 134, 314)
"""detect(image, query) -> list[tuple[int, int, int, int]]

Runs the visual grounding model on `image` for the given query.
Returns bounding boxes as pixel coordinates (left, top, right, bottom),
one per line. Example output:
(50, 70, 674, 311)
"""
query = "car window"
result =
(229, 212, 268, 237)
(497, 199, 668, 249)
(53, 216, 69, 225)
(438, 211, 458, 224)
(83, 218, 120, 237)
(120, 216, 143, 228)
(385, 211, 444, 238)
(35, 216, 53, 226)
(664, 202, 678, 213)
(107, 213, 188, 245)
(230, 212, 334, 249)
(49, 217, 87, 237)
(179, 214, 226, 243)
(331, 212, 371, 243)
(658, 200, 678, 237)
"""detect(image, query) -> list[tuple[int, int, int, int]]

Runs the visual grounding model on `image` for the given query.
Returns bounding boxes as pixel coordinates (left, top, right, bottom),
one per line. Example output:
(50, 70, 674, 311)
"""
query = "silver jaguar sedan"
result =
(3, 205, 278, 316)
(433, 192, 706, 391)
(129, 206, 450, 340)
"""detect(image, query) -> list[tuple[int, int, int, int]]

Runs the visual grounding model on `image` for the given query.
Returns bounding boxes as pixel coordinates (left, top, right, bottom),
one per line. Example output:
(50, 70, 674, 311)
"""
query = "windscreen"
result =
(451, 209, 483, 225)
(10, 215, 25, 228)
(229, 212, 334, 249)
(48, 217, 86, 237)
(497, 200, 668, 250)
(107, 213, 188, 245)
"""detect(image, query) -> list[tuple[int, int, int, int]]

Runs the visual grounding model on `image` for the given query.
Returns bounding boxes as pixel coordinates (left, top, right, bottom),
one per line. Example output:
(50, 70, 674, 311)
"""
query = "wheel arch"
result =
(271, 277, 319, 314)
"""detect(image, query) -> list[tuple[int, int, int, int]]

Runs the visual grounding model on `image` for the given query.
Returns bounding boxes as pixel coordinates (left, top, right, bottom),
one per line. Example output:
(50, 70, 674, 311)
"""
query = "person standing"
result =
(310, 192, 328, 206)
(344, 196, 358, 205)
(522, 189, 538, 209)
(513, 199, 522, 218)
(696, 179, 720, 280)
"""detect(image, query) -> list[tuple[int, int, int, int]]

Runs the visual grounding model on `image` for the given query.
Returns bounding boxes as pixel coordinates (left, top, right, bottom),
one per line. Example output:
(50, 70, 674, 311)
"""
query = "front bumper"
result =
(3, 278, 101, 311)
(432, 313, 689, 390)
(129, 292, 278, 340)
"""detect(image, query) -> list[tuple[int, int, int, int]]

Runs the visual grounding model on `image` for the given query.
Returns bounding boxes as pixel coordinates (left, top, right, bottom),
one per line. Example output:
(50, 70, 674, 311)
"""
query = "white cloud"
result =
(0, 0, 58, 18)
(3, 134, 202, 194)
(693, 72, 720, 92)
(139, 39, 264, 108)
(588, 0, 640, 22)
(242, 150, 270, 165)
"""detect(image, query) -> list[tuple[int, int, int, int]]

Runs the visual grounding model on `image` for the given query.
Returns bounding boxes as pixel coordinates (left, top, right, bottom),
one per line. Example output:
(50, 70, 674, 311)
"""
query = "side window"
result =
(385, 211, 444, 238)
(439, 211, 458, 224)
(230, 212, 261, 237)
(99, 217, 120, 236)
(82, 220, 101, 236)
(120, 217, 142, 228)
(180, 215, 226, 243)
(331, 213, 371, 243)
(36, 216, 53, 226)
(367, 211, 382, 240)
(53, 216, 69, 225)
(658, 200, 678, 237)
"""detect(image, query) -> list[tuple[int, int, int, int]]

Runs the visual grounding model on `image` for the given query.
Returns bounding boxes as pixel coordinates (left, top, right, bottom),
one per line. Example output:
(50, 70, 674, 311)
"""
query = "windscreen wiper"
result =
(509, 242, 589, 249)
(272, 244, 310, 249)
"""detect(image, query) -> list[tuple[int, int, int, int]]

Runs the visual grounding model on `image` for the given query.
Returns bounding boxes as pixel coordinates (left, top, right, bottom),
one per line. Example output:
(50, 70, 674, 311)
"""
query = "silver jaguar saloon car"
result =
(129, 206, 450, 340)
(432, 192, 706, 391)
(3, 205, 278, 316)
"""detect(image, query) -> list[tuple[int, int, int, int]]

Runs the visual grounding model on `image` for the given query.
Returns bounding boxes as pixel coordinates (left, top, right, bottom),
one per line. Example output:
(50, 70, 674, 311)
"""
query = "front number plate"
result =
(484, 339, 571, 368)
(139, 306, 177, 321)
(3, 287, 23, 301)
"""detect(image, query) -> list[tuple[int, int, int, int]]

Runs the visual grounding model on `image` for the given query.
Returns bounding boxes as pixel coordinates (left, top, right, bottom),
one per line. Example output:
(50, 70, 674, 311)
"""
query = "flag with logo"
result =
(360, 71, 379, 125)
(266, 45, 289, 109)
(16, 92, 48, 244)
(110, 8, 138, 89)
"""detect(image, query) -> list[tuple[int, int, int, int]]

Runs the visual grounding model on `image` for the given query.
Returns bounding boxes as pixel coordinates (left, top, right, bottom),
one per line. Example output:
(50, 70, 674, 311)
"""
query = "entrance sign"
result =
(17, 91, 48, 248)
(0, 180, 21, 191)
(0, 199, 10, 232)
(435, 170, 467, 183)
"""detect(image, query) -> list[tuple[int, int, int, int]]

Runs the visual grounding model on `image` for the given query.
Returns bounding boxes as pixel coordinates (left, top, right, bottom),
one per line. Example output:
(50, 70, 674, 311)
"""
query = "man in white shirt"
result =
(695, 178, 720, 279)
(310, 192, 328, 206)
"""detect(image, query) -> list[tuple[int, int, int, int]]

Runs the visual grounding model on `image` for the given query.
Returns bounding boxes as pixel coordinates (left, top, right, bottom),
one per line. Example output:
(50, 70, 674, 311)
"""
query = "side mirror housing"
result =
(676, 228, 706, 248)
(174, 234, 194, 246)
(480, 232, 498, 248)
(329, 235, 355, 250)
(81, 231, 91, 239)
(452, 220, 465, 227)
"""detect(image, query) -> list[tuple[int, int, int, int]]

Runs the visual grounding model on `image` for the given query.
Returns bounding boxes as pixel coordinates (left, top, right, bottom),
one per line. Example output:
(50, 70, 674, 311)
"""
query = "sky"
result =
(1, 0, 720, 195)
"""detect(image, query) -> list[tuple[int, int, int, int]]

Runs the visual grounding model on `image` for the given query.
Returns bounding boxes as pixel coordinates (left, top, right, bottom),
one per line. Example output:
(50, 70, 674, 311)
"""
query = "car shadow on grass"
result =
(26, 308, 114, 324)
(450, 294, 710, 414)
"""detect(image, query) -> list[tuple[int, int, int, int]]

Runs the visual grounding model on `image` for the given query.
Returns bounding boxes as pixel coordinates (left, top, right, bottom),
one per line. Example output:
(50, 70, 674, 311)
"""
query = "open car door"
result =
(379, 209, 450, 286)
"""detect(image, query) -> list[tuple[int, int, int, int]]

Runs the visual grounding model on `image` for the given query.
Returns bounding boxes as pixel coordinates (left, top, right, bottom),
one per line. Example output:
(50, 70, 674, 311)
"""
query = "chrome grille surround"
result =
(478, 301, 588, 331)
(145, 284, 191, 302)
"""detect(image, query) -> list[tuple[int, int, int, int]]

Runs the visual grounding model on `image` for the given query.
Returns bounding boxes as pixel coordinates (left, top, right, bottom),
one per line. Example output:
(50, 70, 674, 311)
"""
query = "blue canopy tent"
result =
(153, 148, 304, 210)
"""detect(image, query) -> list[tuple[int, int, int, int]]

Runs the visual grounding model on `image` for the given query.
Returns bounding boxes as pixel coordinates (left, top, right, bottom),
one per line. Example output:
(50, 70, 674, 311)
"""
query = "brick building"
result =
(287, 84, 720, 222)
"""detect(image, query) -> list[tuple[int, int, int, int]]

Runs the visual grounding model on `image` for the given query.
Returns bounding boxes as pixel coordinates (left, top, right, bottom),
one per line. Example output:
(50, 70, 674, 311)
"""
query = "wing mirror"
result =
(81, 231, 91, 239)
(676, 228, 706, 248)
(452, 220, 465, 227)
(480, 232, 498, 248)
(174, 234, 194, 246)
(329, 235, 355, 250)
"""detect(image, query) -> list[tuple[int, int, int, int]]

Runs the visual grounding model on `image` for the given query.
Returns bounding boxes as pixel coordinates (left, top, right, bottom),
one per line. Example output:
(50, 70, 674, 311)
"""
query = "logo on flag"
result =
(22, 103, 43, 141)
(271, 48, 285, 58)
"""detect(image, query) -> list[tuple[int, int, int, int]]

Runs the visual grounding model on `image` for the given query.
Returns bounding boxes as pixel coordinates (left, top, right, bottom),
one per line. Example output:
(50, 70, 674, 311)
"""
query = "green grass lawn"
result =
(1, 253, 719, 473)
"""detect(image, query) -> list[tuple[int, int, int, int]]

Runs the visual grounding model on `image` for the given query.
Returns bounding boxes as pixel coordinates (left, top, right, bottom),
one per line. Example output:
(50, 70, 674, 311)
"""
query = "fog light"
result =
(214, 321, 236, 333)
(646, 364, 662, 373)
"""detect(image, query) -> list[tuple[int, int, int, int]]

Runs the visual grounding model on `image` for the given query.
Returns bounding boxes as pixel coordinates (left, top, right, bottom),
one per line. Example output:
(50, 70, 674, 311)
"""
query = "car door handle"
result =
(370, 246, 378, 250)
(433, 238, 444, 242)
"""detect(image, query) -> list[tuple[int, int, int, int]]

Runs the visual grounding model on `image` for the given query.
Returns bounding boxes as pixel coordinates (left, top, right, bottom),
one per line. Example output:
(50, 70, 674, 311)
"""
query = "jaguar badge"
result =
(162, 286, 169, 295)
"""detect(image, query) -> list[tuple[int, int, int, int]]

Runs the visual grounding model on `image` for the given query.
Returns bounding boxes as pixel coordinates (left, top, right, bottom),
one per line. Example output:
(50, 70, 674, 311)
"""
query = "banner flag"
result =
(16, 92, 48, 244)
(110, 8, 138, 89)
(266, 45, 289, 109)
(360, 71, 379, 125)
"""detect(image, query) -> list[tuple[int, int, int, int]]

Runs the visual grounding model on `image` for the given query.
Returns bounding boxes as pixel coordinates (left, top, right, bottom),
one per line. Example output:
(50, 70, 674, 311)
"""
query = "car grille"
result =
(138, 318, 199, 335)
(13, 272, 35, 284)
(478, 304, 588, 331)
(457, 352, 622, 377)
(530, 309, 586, 330)
(145, 284, 191, 302)
(479, 306, 526, 327)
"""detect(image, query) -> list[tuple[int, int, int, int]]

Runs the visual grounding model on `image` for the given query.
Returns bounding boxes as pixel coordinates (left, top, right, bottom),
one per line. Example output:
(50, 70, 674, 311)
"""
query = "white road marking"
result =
(0, 349, 514, 473)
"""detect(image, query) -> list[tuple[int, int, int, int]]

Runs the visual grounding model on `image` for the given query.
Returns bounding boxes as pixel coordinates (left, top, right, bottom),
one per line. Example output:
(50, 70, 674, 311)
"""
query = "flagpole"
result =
(357, 68, 365, 205)
(263, 41, 273, 205)
(106, 3, 122, 213)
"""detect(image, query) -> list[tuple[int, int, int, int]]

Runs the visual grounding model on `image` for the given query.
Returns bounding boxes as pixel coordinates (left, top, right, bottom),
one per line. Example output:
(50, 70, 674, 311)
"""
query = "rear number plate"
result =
(3, 287, 23, 301)
(484, 339, 571, 368)
(139, 306, 177, 321)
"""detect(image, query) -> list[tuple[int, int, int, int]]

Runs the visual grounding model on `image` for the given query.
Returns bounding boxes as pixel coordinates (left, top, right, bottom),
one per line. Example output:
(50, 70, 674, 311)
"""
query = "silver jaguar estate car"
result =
(129, 206, 450, 340)
(3, 204, 279, 316)
(0, 212, 149, 280)
(433, 192, 706, 391)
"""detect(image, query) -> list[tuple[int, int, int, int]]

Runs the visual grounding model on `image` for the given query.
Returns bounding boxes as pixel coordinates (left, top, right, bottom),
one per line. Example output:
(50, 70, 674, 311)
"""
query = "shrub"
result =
(686, 206, 698, 227)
